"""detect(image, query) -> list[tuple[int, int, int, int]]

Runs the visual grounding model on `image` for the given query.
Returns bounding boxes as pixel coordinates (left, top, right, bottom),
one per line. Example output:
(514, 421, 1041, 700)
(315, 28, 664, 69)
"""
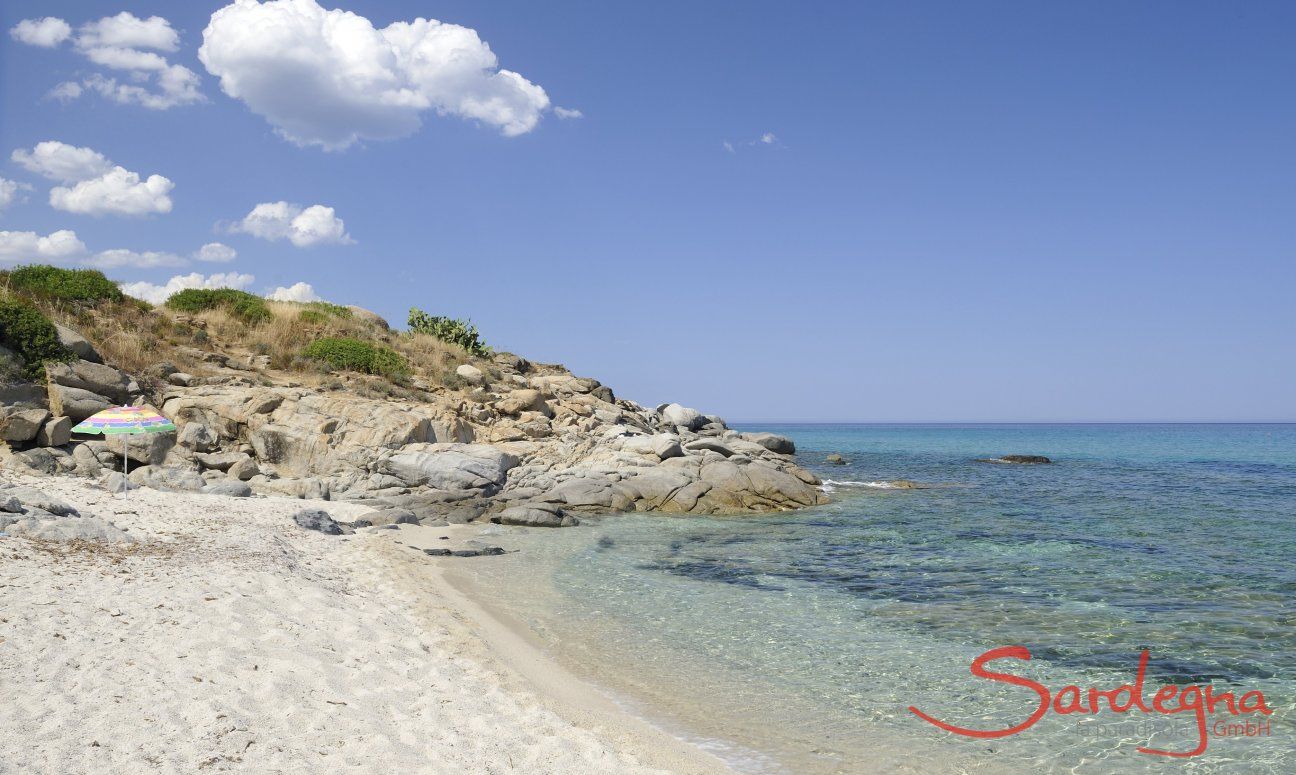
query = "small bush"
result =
(298, 309, 328, 325)
(166, 288, 271, 325)
(408, 308, 490, 356)
(302, 337, 408, 377)
(0, 299, 74, 378)
(8, 265, 124, 304)
(305, 301, 352, 318)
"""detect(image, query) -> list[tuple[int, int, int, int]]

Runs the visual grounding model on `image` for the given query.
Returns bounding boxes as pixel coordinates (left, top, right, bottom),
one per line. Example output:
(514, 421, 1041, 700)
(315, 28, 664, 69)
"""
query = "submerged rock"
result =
(979, 455, 1052, 465)
(825, 453, 847, 465)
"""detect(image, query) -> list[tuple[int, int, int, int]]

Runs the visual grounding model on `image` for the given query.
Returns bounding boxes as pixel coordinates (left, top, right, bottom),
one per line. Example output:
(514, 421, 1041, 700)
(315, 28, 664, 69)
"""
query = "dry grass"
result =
(3, 280, 485, 401)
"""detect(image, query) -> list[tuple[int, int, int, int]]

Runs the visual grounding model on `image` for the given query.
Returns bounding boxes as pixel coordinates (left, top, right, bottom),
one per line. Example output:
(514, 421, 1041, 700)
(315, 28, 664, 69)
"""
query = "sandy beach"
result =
(0, 475, 731, 774)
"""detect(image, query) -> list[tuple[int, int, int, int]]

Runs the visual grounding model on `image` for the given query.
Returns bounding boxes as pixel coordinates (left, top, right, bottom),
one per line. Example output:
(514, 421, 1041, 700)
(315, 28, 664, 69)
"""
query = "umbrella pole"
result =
(122, 433, 129, 499)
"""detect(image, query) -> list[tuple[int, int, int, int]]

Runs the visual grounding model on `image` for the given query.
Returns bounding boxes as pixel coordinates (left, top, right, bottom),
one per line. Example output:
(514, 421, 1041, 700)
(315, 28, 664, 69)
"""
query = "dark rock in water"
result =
(493, 504, 578, 528)
(979, 455, 1052, 465)
(596, 535, 615, 550)
(450, 547, 506, 557)
(825, 454, 847, 465)
(293, 508, 349, 535)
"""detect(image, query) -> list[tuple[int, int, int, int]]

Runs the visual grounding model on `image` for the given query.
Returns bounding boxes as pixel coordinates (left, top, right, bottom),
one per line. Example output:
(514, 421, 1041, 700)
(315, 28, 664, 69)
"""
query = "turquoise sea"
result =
(452, 424, 1296, 773)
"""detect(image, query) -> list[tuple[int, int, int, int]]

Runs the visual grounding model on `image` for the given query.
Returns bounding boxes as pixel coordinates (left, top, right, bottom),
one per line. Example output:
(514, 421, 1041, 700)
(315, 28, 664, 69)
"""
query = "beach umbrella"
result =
(71, 405, 177, 496)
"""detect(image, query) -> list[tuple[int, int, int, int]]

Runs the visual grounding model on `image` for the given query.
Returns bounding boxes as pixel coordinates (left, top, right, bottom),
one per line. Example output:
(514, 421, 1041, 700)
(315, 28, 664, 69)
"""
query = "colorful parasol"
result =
(72, 405, 177, 496)
(72, 405, 177, 435)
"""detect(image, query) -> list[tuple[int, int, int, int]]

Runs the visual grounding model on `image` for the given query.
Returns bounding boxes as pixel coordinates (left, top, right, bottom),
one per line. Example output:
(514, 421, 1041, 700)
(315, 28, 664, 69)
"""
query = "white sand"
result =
(0, 475, 731, 774)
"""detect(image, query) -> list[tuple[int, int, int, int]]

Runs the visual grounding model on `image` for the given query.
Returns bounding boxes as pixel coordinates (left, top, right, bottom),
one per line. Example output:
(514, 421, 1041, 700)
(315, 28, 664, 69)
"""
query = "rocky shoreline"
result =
(1, 317, 826, 531)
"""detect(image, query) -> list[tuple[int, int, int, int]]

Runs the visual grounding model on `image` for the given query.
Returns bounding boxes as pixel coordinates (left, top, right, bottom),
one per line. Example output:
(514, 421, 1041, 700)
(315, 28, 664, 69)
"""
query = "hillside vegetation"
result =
(0, 265, 490, 401)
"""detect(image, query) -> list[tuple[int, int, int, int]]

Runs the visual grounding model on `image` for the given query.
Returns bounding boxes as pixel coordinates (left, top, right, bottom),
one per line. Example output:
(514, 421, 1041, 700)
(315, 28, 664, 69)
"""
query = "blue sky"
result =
(1, 1, 1293, 422)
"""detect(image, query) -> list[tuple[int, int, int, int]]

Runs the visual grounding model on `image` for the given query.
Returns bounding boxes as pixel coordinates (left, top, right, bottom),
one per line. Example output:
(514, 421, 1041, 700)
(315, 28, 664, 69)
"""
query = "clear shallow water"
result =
(454, 424, 1296, 773)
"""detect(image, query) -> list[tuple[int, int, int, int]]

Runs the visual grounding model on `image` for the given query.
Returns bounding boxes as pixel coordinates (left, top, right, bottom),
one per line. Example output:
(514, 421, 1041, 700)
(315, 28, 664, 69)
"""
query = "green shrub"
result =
(301, 337, 408, 377)
(166, 288, 271, 325)
(298, 310, 328, 325)
(0, 299, 74, 378)
(408, 308, 490, 355)
(304, 301, 352, 318)
(8, 265, 123, 304)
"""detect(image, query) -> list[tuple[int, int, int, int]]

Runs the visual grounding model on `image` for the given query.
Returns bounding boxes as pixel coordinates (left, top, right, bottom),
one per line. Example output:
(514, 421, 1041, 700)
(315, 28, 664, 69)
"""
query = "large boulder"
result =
(35, 416, 72, 447)
(54, 324, 102, 363)
(742, 432, 796, 455)
(177, 422, 219, 452)
(46, 359, 133, 404)
(49, 385, 113, 423)
(0, 407, 51, 442)
(455, 364, 486, 385)
(495, 389, 550, 417)
(128, 465, 206, 492)
(661, 403, 705, 431)
(382, 444, 519, 492)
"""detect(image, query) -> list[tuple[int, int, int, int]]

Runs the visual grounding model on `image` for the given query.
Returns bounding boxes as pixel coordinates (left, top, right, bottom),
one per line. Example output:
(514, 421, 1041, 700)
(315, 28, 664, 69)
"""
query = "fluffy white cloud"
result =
(76, 12, 179, 52)
(84, 249, 186, 269)
(0, 178, 31, 212)
(199, 0, 551, 149)
(266, 282, 322, 302)
(11, 141, 113, 183)
(18, 13, 203, 110)
(50, 166, 174, 217)
(10, 17, 72, 48)
(0, 229, 87, 263)
(553, 107, 583, 120)
(11, 141, 175, 217)
(230, 202, 352, 247)
(119, 271, 255, 305)
(194, 242, 237, 262)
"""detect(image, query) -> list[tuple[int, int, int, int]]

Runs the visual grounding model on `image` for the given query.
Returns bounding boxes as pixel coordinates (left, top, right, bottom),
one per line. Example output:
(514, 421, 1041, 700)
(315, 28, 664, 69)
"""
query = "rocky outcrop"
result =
(1, 323, 827, 522)
(55, 324, 102, 363)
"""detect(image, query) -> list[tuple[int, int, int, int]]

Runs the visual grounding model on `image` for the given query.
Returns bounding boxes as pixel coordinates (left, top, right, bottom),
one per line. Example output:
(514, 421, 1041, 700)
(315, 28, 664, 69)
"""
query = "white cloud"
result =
(76, 12, 179, 52)
(82, 46, 170, 71)
(553, 106, 583, 120)
(81, 66, 203, 110)
(0, 178, 32, 212)
(0, 229, 87, 263)
(266, 282, 322, 302)
(21, 13, 203, 111)
(194, 242, 237, 262)
(230, 202, 352, 247)
(10, 17, 72, 48)
(50, 166, 174, 217)
(84, 249, 186, 269)
(47, 81, 84, 102)
(11, 141, 113, 183)
(119, 271, 255, 305)
(10, 141, 174, 217)
(198, 0, 552, 149)
(723, 132, 783, 153)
